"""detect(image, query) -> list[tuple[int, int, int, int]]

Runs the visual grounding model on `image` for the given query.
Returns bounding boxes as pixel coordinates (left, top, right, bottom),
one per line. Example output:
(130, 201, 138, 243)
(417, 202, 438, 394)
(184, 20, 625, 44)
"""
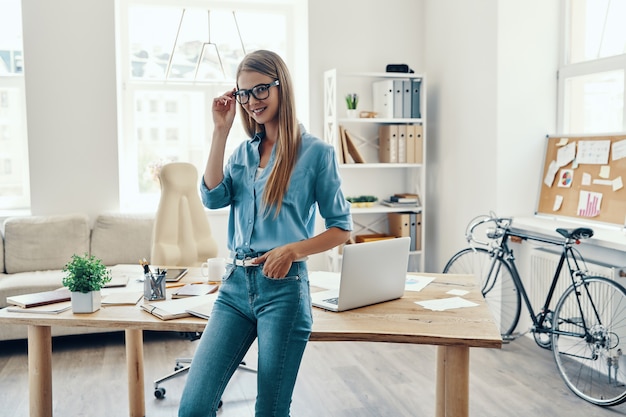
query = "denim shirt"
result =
(200, 126, 352, 255)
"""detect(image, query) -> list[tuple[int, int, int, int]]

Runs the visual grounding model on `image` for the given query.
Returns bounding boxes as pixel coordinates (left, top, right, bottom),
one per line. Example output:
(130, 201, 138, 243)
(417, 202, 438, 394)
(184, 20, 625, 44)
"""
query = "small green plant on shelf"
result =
(346, 195, 378, 208)
(345, 93, 359, 110)
(62, 253, 112, 293)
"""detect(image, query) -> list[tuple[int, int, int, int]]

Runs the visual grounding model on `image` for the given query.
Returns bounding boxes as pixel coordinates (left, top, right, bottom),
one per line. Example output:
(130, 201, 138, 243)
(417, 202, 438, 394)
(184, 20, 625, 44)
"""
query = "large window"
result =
(558, 0, 626, 134)
(117, 1, 306, 212)
(0, 0, 29, 211)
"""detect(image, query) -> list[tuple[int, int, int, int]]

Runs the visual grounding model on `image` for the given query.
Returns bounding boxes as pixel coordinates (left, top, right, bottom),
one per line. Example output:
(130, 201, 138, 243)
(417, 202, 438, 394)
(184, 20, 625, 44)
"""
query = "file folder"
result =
(412, 212, 422, 251)
(393, 79, 404, 119)
(406, 124, 416, 163)
(378, 124, 398, 163)
(411, 78, 422, 119)
(397, 124, 407, 163)
(409, 124, 424, 163)
(402, 79, 412, 119)
(387, 212, 412, 239)
(372, 80, 394, 119)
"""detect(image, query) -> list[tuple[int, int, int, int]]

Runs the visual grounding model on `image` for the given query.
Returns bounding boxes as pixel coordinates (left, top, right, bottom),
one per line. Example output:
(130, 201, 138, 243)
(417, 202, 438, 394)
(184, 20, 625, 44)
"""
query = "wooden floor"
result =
(2, 331, 626, 417)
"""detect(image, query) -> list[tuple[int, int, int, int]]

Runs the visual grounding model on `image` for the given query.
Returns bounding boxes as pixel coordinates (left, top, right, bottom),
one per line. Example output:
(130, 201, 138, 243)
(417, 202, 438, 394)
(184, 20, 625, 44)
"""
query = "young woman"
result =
(178, 50, 352, 417)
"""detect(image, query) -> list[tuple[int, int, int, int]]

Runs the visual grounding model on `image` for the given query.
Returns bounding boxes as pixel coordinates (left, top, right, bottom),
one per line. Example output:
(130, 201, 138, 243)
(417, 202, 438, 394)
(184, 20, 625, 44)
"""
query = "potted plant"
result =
(345, 93, 359, 117)
(62, 253, 112, 313)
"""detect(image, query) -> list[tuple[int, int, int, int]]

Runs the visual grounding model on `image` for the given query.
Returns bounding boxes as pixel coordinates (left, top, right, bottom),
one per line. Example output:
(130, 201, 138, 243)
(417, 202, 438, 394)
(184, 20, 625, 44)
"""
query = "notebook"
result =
(311, 237, 411, 312)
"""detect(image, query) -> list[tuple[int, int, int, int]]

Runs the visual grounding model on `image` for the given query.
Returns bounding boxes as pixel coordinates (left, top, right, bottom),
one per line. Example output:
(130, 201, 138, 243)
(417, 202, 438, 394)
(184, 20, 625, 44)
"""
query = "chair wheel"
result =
(154, 387, 166, 399)
(174, 364, 185, 371)
(218, 399, 223, 408)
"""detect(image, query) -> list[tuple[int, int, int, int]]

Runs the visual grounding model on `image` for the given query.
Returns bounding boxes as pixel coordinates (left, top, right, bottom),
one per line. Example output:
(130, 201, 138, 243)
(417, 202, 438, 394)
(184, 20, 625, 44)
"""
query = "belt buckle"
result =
(242, 256, 256, 267)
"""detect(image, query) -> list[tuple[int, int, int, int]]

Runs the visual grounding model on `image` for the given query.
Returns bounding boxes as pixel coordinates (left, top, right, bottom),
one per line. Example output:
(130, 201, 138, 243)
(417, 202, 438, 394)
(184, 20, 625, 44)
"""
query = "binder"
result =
(393, 79, 404, 119)
(397, 125, 407, 163)
(413, 212, 422, 251)
(372, 80, 394, 119)
(411, 78, 422, 118)
(378, 124, 398, 163)
(406, 124, 416, 163)
(387, 212, 412, 239)
(402, 79, 412, 119)
(409, 213, 417, 251)
(409, 124, 424, 163)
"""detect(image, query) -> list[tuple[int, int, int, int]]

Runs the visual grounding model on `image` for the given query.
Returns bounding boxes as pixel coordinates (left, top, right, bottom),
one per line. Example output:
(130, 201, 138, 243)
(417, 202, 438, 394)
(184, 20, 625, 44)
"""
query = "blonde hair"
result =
(236, 50, 300, 217)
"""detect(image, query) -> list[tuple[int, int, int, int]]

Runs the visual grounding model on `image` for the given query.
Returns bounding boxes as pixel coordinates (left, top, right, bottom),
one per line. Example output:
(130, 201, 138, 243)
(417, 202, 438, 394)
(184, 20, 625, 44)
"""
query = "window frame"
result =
(115, 0, 308, 212)
(556, 0, 626, 134)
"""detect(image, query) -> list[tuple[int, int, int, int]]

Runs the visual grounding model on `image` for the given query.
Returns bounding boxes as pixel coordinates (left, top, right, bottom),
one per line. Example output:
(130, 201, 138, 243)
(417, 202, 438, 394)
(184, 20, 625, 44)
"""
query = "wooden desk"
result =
(311, 273, 502, 417)
(0, 271, 501, 417)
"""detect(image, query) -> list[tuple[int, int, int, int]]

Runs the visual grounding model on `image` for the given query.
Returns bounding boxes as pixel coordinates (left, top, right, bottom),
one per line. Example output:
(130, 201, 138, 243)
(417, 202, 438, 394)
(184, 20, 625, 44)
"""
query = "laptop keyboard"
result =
(323, 297, 339, 305)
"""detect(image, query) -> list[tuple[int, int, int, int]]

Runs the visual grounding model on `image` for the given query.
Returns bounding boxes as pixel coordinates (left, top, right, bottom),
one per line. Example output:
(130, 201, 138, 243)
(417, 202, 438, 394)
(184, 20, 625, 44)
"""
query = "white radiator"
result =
(528, 248, 621, 312)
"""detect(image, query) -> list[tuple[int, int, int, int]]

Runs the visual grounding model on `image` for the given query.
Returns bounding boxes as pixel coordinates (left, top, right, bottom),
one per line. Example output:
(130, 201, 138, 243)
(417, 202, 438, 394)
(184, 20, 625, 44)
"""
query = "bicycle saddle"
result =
(556, 227, 594, 240)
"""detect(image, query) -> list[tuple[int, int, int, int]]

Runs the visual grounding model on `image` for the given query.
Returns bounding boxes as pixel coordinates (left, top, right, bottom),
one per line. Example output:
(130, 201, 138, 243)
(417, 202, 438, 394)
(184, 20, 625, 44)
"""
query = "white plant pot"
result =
(71, 291, 101, 313)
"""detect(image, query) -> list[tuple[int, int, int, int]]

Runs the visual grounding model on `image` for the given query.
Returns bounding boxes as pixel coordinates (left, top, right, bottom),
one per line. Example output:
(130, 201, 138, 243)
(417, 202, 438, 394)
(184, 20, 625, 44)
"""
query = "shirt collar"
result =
(251, 131, 265, 143)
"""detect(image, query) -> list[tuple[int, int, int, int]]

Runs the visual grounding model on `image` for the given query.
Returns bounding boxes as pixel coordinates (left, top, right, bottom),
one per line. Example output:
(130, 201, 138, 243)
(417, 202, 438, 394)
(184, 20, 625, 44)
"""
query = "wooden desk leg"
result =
(28, 325, 53, 417)
(125, 329, 145, 417)
(435, 345, 469, 417)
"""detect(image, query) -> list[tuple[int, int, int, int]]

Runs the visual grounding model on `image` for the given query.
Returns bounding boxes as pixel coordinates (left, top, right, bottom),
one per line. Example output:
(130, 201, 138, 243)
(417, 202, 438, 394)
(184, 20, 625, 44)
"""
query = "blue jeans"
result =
(178, 260, 312, 417)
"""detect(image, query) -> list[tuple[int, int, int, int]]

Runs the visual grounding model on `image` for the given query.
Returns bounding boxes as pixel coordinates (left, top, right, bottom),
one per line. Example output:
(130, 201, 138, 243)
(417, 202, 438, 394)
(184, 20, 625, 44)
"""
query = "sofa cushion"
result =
(0, 228, 4, 273)
(90, 213, 154, 266)
(3, 214, 90, 274)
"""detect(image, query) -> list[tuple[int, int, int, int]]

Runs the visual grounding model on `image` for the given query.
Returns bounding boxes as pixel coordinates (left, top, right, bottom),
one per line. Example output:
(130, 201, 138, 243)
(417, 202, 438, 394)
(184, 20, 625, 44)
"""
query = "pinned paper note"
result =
(614, 176, 624, 192)
(577, 140, 611, 164)
(553, 195, 563, 211)
(613, 139, 626, 161)
(582, 172, 592, 186)
(544, 160, 559, 187)
(600, 165, 611, 179)
(557, 142, 576, 167)
(556, 137, 569, 147)
(557, 169, 573, 188)
(577, 190, 602, 217)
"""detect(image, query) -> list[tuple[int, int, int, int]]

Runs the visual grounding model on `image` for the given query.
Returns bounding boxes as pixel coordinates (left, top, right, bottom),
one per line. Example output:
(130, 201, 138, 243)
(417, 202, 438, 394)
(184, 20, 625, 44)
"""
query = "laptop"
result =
(311, 237, 411, 312)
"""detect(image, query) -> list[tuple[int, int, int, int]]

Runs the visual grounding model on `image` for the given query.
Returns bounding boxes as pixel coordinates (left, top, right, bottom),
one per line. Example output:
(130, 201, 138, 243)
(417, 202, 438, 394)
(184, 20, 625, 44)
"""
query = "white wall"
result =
(18, 0, 561, 271)
(307, 0, 424, 137)
(423, 0, 559, 272)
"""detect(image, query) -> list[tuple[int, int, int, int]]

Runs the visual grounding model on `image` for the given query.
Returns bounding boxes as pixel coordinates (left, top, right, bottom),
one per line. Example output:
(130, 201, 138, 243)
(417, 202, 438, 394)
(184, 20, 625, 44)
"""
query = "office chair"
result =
(150, 162, 217, 399)
(150, 162, 256, 402)
(150, 162, 218, 268)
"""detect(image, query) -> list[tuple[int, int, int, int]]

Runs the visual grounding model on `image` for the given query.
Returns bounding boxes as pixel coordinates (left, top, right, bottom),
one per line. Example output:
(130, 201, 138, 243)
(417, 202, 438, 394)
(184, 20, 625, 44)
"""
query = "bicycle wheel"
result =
(552, 276, 626, 406)
(443, 247, 521, 338)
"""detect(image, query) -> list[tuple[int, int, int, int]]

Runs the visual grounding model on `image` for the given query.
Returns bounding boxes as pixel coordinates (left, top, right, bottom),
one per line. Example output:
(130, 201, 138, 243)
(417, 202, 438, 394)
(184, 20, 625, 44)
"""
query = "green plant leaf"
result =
(62, 253, 112, 293)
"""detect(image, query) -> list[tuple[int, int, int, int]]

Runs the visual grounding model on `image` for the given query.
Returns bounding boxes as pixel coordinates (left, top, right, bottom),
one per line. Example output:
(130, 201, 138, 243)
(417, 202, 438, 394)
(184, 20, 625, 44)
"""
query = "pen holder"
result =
(144, 271, 167, 301)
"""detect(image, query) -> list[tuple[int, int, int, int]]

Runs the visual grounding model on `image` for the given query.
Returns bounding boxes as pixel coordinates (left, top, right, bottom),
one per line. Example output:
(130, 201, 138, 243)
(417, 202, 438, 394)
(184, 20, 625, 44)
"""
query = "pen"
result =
(166, 281, 205, 289)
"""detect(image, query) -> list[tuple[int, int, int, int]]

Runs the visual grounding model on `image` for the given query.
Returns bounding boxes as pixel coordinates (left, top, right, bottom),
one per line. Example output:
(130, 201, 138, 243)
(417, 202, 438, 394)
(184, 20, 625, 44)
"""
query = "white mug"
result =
(201, 257, 226, 282)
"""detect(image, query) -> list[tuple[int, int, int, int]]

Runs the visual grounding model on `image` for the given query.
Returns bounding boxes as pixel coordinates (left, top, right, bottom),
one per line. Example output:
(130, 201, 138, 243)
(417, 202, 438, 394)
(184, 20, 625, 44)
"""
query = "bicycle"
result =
(443, 213, 626, 406)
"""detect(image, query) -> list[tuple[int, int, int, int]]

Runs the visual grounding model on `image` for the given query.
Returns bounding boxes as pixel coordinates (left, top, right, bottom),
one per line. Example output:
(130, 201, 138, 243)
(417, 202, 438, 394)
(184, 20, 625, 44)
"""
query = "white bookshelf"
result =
(323, 69, 427, 272)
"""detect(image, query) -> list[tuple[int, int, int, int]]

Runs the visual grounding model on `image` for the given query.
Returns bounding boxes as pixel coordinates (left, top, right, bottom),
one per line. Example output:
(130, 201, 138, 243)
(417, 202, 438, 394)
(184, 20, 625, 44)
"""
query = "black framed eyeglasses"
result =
(233, 80, 280, 105)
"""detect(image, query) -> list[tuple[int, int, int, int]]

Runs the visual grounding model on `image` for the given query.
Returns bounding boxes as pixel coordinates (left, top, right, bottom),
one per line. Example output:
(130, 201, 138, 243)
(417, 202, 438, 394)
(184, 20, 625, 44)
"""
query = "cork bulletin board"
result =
(537, 134, 626, 226)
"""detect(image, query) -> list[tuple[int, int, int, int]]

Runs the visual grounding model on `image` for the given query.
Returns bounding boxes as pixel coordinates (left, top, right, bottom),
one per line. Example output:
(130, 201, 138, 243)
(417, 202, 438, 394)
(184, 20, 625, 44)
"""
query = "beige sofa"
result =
(0, 212, 154, 341)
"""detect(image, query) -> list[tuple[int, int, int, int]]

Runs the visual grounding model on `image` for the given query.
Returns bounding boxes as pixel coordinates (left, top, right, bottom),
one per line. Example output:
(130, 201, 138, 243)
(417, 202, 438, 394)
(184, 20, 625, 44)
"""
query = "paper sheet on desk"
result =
(405, 275, 435, 291)
(416, 297, 479, 311)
